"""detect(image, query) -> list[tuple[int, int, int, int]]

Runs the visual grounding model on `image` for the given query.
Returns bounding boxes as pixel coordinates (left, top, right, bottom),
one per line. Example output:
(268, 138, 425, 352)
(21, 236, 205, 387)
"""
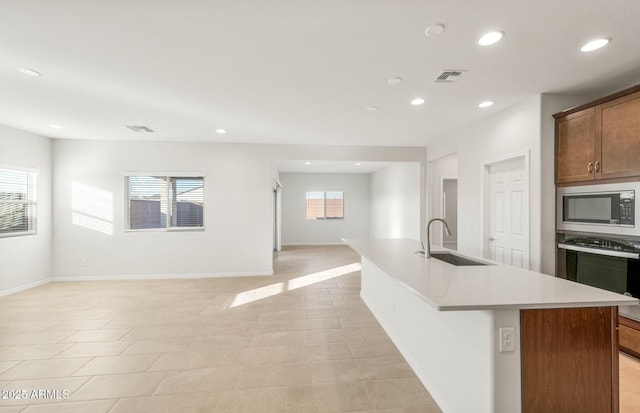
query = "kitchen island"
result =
(343, 238, 639, 413)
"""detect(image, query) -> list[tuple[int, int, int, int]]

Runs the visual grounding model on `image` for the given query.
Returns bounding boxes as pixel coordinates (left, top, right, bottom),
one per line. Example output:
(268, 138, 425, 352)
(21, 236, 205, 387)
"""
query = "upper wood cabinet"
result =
(555, 86, 640, 184)
(556, 108, 596, 183)
(596, 90, 640, 180)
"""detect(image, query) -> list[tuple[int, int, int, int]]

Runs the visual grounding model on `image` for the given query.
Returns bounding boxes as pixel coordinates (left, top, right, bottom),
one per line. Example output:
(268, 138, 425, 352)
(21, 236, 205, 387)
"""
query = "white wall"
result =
(53, 140, 275, 278)
(426, 93, 606, 274)
(370, 163, 421, 240)
(428, 95, 543, 271)
(0, 126, 52, 294)
(53, 140, 427, 279)
(279, 173, 370, 245)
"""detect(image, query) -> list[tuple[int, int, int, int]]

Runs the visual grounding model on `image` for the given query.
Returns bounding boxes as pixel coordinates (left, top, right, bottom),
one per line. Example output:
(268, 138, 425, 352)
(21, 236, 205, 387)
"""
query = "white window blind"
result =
(0, 167, 37, 237)
(125, 175, 204, 231)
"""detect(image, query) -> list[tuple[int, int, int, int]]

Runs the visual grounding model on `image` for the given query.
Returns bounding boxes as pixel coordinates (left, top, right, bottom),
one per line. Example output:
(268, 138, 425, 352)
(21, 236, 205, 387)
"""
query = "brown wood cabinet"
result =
(619, 315, 640, 359)
(556, 107, 596, 183)
(521, 306, 619, 413)
(555, 85, 640, 184)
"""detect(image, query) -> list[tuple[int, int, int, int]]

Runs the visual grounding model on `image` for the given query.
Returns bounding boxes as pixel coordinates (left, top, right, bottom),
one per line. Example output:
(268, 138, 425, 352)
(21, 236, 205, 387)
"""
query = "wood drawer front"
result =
(619, 319, 640, 359)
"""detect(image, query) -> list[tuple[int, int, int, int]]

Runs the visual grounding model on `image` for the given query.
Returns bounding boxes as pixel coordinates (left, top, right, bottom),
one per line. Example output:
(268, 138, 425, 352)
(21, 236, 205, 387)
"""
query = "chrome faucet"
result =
(425, 218, 452, 258)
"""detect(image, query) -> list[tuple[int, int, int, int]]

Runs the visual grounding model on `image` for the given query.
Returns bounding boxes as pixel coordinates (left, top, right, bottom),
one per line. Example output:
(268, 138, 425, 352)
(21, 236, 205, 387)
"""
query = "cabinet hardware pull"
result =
(588, 162, 594, 173)
(595, 160, 600, 172)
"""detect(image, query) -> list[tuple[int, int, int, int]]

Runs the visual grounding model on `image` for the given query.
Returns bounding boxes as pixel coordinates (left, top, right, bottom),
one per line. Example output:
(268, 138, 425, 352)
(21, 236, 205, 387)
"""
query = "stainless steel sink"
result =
(430, 252, 492, 266)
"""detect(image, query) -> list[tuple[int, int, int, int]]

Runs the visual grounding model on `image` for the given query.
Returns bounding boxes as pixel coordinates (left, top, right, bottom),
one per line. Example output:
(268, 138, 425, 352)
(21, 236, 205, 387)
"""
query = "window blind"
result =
(125, 175, 204, 231)
(0, 167, 37, 236)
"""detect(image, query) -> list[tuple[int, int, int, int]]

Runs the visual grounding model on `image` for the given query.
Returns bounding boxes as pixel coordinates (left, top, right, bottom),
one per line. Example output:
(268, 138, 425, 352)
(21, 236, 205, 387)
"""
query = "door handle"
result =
(587, 162, 594, 173)
(489, 236, 496, 242)
(595, 160, 600, 172)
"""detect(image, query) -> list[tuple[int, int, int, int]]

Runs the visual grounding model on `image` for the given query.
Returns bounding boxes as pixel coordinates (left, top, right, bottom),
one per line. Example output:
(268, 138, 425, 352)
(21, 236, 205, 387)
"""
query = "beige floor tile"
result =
(287, 318, 342, 331)
(311, 359, 374, 383)
(199, 387, 286, 412)
(54, 341, 131, 358)
(121, 325, 201, 341)
(122, 337, 194, 355)
(58, 329, 129, 343)
(109, 393, 204, 413)
(72, 354, 160, 376)
(0, 332, 75, 347)
(153, 366, 239, 395)
(338, 316, 379, 328)
(250, 330, 308, 346)
(0, 345, 71, 362)
(0, 359, 91, 381)
(71, 371, 167, 400)
(308, 328, 365, 343)
(349, 341, 401, 359)
(364, 378, 438, 410)
(188, 334, 253, 352)
(285, 382, 371, 412)
(148, 351, 225, 371)
(0, 322, 59, 334)
(46, 319, 111, 332)
(236, 363, 311, 388)
(0, 377, 90, 406)
(0, 362, 19, 375)
(20, 400, 116, 413)
(306, 308, 352, 319)
(0, 406, 26, 413)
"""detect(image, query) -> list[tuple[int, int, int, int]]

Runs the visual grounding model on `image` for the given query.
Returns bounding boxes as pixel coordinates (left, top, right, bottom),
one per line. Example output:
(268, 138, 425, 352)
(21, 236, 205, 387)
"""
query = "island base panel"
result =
(520, 306, 618, 413)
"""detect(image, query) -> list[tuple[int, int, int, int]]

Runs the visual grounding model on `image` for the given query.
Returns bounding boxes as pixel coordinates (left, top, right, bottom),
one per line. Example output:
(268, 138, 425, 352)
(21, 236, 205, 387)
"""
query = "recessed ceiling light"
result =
(305, 162, 311, 165)
(411, 98, 426, 106)
(19, 68, 41, 77)
(478, 101, 494, 108)
(49, 124, 62, 129)
(478, 31, 504, 46)
(425, 24, 445, 37)
(581, 38, 610, 52)
(216, 129, 227, 134)
(355, 162, 361, 166)
(366, 106, 378, 111)
(387, 77, 402, 85)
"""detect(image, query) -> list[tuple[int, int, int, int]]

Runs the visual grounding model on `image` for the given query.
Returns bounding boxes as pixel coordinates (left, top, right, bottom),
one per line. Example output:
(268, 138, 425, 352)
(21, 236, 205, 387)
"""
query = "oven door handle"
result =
(558, 243, 640, 259)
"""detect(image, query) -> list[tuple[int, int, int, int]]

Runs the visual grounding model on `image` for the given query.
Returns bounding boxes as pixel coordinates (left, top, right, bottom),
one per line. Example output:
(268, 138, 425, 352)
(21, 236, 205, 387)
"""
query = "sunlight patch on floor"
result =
(229, 262, 361, 308)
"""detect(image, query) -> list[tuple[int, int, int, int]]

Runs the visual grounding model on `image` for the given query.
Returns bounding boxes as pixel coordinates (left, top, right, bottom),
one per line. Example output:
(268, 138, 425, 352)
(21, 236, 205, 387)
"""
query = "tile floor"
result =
(0, 245, 638, 412)
(0, 245, 440, 412)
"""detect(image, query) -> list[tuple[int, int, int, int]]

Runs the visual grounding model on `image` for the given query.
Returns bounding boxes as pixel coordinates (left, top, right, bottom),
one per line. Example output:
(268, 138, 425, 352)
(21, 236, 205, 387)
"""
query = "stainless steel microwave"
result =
(557, 182, 640, 236)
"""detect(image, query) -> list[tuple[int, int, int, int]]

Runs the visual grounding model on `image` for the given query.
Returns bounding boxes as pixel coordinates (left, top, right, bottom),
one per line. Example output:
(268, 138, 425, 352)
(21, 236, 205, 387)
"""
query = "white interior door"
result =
(488, 157, 529, 268)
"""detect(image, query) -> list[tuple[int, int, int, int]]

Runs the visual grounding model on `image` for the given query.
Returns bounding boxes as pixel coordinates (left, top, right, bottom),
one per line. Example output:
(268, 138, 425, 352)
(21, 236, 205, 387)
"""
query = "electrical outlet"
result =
(240, 255, 246, 263)
(499, 327, 515, 353)
(81, 258, 88, 267)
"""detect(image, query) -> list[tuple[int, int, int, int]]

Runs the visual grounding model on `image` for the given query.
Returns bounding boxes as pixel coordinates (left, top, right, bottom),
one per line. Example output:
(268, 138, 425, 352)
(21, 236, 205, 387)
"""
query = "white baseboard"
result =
(0, 278, 52, 297)
(53, 270, 273, 282)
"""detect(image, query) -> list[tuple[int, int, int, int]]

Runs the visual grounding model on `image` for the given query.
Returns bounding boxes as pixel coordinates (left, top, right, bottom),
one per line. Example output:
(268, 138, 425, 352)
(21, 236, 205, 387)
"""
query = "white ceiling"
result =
(274, 160, 391, 174)
(1, 1, 639, 147)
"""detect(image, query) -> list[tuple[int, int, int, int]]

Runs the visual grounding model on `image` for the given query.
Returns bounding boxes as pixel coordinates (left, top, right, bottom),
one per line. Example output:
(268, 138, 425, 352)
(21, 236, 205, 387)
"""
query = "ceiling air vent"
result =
(126, 125, 155, 133)
(435, 70, 467, 83)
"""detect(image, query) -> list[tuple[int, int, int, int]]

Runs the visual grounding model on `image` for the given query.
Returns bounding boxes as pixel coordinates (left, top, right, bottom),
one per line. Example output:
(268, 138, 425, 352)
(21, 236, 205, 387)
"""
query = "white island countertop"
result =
(343, 238, 639, 311)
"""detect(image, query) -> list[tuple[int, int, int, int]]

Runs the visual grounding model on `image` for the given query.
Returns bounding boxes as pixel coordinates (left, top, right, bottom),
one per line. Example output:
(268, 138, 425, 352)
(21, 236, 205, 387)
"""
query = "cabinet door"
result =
(596, 90, 640, 179)
(556, 107, 595, 183)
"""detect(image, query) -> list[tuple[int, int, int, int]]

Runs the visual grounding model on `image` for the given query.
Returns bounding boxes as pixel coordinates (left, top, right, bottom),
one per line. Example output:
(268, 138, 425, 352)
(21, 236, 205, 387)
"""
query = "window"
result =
(306, 191, 344, 220)
(0, 167, 37, 237)
(125, 175, 204, 231)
